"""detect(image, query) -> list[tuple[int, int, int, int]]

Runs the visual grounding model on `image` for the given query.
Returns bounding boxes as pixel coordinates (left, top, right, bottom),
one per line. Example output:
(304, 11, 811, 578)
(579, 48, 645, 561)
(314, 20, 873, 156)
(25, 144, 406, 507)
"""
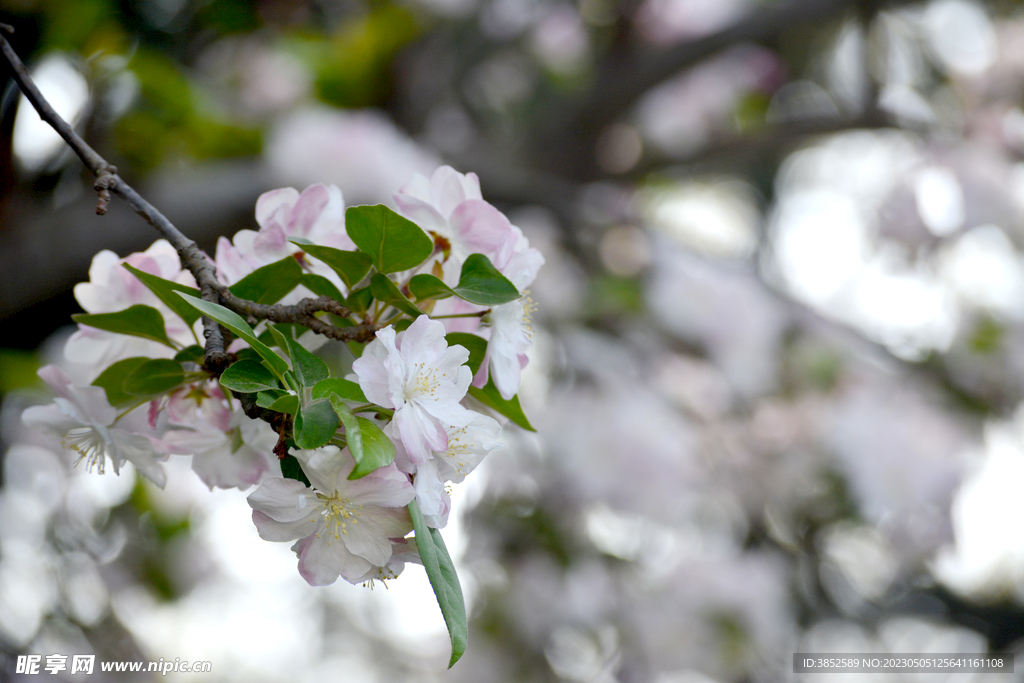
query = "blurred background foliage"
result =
(6, 0, 1024, 681)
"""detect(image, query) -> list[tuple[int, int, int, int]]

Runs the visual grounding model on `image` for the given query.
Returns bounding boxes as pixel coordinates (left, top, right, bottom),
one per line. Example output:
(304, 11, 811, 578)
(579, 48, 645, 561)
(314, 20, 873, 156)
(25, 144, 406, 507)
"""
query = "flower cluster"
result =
(395, 168, 544, 399)
(22, 166, 540, 662)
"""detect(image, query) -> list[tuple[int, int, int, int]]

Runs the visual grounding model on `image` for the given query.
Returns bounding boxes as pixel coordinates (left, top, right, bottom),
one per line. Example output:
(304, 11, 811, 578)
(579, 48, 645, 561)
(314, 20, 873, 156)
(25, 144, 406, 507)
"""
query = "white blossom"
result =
(21, 366, 168, 487)
(391, 408, 503, 527)
(161, 386, 279, 490)
(352, 315, 473, 462)
(247, 446, 414, 586)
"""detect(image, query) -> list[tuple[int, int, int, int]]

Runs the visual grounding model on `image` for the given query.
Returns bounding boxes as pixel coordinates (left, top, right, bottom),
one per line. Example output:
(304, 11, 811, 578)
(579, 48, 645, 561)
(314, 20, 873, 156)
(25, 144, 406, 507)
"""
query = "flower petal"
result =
(294, 532, 372, 586)
(252, 509, 319, 542)
(247, 476, 316, 522)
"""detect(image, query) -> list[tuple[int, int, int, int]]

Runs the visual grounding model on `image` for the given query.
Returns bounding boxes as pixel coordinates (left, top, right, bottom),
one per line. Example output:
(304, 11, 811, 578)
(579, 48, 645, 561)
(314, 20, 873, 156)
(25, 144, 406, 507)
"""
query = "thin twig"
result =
(0, 31, 113, 180)
(0, 33, 376, 371)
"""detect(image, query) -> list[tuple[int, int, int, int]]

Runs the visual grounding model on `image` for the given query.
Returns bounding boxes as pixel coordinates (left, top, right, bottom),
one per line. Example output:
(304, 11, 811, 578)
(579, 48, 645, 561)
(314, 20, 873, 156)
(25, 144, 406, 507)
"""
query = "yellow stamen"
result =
(62, 427, 108, 474)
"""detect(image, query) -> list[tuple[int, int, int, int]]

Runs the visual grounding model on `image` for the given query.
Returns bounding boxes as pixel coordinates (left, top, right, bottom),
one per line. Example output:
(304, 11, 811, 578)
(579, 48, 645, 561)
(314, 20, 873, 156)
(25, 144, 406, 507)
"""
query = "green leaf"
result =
(174, 293, 289, 377)
(281, 455, 311, 487)
(123, 359, 187, 397)
(409, 499, 468, 668)
(228, 255, 303, 305)
(294, 399, 339, 449)
(346, 285, 373, 314)
(468, 381, 535, 431)
(445, 333, 487, 375)
(329, 395, 362, 460)
(452, 254, 520, 305)
(299, 273, 346, 303)
(174, 345, 205, 364)
(92, 357, 150, 407)
(265, 393, 299, 415)
(312, 378, 367, 403)
(234, 347, 262, 363)
(283, 370, 301, 395)
(349, 417, 395, 479)
(123, 264, 203, 327)
(346, 204, 433, 274)
(73, 305, 174, 348)
(409, 256, 519, 306)
(294, 241, 373, 290)
(219, 359, 279, 393)
(256, 389, 287, 408)
(330, 395, 396, 478)
(408, 274, 456, 302)
(277, 328, 330, 388)
(265, 324, 292, 358)
(370, 273, 423, 318)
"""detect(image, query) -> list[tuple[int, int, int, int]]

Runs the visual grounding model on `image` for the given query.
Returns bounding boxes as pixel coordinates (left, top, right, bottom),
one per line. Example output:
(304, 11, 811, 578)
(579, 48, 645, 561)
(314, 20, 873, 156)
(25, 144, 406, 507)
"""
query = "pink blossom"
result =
(395, 166, 533, 282)
(66, 240, 198, 374)
(215, 183, 353, 289)
(396, 166, 545, 400)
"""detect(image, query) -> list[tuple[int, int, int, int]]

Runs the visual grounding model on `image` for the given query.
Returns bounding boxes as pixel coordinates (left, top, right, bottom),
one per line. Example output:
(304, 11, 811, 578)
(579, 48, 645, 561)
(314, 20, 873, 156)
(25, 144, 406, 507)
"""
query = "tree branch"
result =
(532, 0, 915, 178)
(0, 29, 375, 371)
(630, 109, 891, 176)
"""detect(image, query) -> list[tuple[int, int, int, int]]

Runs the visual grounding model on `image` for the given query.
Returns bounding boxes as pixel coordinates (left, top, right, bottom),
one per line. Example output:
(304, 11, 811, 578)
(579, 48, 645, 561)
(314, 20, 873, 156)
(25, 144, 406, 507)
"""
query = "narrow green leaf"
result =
(408, 274, 456, 302)
(73, 305, 174, 348)
(349, 417, 395, 479)
(294, 399, 339, 449)
(453, 254, 520, 305)
(409, 499, 468, 668)
(123, 359, 187, 397)
(123, 264, 203, 327)
(370, 273, 423, 318)
(346, 204, 433, 274)
(228, 255, 303, 305)
(468, 382, 535, 431)
(283, 370, 300, 395)
(174, 293, 289, 377)
(174, 345, 205, 364)
(219, 359, 280, 393)
(312, 378, 367, 403)
(445, 333, 487, 375)
(293, 241, 373, 290)
(92, 357, 150, 407)
(277, 328, 330, 388)
(299, 273, 346, 303)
